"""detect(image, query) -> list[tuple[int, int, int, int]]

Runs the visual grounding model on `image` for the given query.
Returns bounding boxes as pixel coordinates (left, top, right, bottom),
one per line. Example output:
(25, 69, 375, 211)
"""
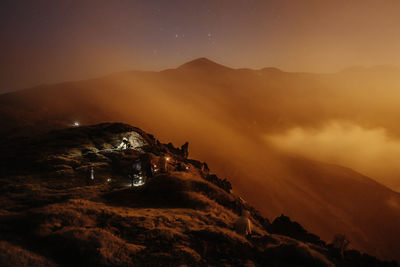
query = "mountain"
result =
(178, 57, 233, 72)
(1, 58, 400, 262)
(0, 123, 396, 266)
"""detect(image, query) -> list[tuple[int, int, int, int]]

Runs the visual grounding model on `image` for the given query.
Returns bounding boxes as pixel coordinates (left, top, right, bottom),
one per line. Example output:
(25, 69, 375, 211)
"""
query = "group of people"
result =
(129, 154, 174, 186)
(129, 154, 155, 187)
(92, 137, 253, 237)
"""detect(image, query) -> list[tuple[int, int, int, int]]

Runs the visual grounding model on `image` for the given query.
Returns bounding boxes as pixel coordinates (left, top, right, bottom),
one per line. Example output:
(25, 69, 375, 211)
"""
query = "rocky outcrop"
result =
(0, 123, 397, 266)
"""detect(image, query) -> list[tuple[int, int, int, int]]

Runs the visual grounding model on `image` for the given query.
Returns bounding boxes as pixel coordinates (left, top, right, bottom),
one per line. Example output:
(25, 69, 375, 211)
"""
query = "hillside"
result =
(0, 58, 400, 262)
(0, 123, 396, 266)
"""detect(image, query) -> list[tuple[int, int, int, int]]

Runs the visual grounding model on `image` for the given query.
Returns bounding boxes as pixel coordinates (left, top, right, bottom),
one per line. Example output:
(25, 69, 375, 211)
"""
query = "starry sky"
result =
(1, 0, 400, 91)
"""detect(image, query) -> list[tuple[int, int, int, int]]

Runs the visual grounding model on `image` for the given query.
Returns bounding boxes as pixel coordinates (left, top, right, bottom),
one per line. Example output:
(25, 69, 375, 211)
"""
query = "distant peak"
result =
(187, 57, 213, 64)
(178, 57, 232, 71)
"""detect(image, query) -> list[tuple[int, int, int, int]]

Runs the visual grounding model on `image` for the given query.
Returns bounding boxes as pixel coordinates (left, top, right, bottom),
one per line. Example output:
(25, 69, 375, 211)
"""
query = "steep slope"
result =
(241, 155, 400, 262)
(1, 58, 400, 261)
(0, 123, 396, 266)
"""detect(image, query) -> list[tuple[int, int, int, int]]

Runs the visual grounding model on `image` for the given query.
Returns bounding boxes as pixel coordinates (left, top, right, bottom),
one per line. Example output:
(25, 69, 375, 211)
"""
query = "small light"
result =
(107, 178, 111, 182)
(185, 166, 189, 170)
(166, 157, 170, 161)
(73, 121, 80, 127)
(154, 165, 157, 168)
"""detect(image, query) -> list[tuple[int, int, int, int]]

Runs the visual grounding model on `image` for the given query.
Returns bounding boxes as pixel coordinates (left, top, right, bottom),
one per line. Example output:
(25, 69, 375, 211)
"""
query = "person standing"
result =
(234, 210, 252, 237)
(89, 166, 95, 183)
(181, 142, 189, 158)
(159, 156, 169, 173)
(141, 154, 153, 178)
(131, 158, 142, 186)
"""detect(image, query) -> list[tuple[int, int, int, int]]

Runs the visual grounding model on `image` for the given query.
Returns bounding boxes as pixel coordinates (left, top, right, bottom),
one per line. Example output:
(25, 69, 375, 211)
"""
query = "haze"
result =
(267, 121, 400, 191)
(2, 0, 400, 262)
(2, 60, 400, 260)
(2, 0, 400, 91)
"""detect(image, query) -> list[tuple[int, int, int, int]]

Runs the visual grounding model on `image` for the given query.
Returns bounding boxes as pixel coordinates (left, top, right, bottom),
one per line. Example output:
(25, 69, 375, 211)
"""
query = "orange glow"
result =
(2, 1, 400, 262)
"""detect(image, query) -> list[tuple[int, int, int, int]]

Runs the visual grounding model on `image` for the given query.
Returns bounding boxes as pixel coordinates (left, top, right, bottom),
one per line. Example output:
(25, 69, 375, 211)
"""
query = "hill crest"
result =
(178, 57, 233, 71)
(0, 122, 397, 266)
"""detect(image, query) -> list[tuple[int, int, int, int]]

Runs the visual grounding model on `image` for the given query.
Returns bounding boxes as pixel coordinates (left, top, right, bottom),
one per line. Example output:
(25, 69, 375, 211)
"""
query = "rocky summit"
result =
(0, 123, 397, 267)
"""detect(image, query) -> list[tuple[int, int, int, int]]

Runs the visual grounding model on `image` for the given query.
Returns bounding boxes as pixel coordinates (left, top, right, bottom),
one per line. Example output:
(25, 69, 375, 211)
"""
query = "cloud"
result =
(266, 121, 400, 191)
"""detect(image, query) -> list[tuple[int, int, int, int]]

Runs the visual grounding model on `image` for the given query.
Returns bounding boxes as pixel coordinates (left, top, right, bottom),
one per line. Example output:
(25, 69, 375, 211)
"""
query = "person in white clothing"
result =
(234, 210, 252, 237)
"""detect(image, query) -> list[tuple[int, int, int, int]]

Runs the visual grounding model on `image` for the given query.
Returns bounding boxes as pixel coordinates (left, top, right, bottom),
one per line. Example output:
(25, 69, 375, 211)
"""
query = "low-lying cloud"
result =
(266, 121, 400, 192)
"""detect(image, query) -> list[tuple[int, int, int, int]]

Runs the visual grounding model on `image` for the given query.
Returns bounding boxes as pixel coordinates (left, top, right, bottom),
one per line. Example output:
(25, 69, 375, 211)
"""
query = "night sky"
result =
(2, 0, 400, 91)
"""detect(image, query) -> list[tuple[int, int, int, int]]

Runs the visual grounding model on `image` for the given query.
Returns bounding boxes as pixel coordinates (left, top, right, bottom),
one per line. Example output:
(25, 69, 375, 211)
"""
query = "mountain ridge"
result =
(3, 58, 400, 95)
(0, 122, 397, 266)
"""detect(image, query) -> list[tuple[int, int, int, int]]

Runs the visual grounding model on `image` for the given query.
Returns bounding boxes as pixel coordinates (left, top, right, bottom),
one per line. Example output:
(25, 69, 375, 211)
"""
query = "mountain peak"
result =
(178, 57, 232, 71)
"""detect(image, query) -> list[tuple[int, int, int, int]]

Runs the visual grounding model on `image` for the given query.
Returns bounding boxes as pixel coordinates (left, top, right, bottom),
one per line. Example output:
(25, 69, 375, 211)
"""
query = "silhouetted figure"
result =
(159, 156, 169, 173)
(132, 158, 142, 174)
(332, 234, 350, 259)
(141, 154, 153, 178)
(86, 166, 95, 185)
(234, 210, 252, 237)
(201, 162, 210, 175)
(181, 142, 189, 158)
(90, 166, 95, 181)
(128, 174, 133, 187)
(132, 159, 142, 174)
(131, 158, 142, 186)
